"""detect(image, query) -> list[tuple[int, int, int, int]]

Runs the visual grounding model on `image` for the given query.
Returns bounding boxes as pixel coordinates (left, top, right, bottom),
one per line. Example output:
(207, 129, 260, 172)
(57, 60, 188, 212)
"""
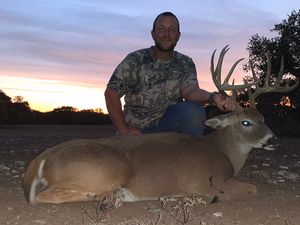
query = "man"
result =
(105, 12, 235, 137)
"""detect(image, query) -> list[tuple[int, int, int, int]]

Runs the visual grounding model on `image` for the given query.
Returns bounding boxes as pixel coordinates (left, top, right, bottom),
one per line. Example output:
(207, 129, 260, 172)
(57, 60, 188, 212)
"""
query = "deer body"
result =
(22, 108, 276, 204)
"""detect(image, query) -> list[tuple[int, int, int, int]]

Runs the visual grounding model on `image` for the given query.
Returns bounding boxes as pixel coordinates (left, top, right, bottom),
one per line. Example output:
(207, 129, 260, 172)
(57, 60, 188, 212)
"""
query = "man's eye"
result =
(156, 27, 177, 34)
(157, 28, 165, 33)
(169, 28, 177, 33)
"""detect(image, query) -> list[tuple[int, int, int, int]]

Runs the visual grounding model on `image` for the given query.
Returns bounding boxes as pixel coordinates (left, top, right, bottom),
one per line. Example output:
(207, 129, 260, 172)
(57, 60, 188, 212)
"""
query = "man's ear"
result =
(151, 30, 155, 40)
(177, 31, 181, 41)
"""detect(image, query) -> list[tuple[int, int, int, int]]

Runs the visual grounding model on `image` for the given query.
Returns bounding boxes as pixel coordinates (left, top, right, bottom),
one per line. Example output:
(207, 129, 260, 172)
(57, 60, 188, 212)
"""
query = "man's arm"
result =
(104, 88, 141, 135)
(180, 85, 236, 112)
(180, 84, 210, 104)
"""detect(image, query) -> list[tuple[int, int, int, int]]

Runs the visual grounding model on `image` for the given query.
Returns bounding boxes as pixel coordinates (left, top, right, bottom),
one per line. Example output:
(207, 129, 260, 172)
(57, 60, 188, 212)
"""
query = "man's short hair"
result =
(152, 12, 180, 32)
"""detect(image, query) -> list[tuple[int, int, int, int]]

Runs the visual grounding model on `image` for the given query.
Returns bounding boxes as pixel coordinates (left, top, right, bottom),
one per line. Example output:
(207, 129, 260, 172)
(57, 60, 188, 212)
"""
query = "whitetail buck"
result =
(22, 46, 298, 205)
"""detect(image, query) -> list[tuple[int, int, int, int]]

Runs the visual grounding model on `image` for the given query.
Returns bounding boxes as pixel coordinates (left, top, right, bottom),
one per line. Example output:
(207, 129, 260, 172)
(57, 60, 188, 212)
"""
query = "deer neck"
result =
(206, 128, 253, 175)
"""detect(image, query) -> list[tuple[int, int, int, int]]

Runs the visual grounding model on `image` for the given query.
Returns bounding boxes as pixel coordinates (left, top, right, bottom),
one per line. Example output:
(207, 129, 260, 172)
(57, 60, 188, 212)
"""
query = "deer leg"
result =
(35, 182, 113, 204)
(212, 179, 257, 202)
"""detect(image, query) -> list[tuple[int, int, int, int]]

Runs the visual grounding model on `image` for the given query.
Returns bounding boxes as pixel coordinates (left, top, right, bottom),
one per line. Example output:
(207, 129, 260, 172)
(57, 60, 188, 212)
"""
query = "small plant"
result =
(159, 195, 206, 225)
(81, 193, 116, 224)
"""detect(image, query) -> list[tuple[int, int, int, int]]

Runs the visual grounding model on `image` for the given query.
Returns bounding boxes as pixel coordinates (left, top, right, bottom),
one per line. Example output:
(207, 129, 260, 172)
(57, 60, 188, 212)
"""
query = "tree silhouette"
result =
(243, 10, 300, 137)
(0, 90, 111, 125)
(0, 90, 12, 124)
(245, 10, 300, 112)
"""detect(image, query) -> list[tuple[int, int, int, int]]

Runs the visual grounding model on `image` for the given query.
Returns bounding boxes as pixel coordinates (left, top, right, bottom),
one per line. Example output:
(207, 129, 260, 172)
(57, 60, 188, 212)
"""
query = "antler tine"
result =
(210, 45, 255, 92)
(210, 49, 219, 89)
(248, 60, 259, 107)
(216, 46, 230, 84)
(248, 53, 299, 108)
(265, 54, 272, 84)
(278, 55, 284, 80)
(211, 45, 230, 92)
(224, 57, 245, 86)
(249, 60, 259, 83)
(277, 56, 299, 90)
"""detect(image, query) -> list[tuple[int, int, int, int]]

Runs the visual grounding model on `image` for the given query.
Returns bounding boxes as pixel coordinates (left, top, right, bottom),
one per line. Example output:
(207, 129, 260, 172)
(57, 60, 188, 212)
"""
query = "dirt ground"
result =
(0, 124, 299, 225)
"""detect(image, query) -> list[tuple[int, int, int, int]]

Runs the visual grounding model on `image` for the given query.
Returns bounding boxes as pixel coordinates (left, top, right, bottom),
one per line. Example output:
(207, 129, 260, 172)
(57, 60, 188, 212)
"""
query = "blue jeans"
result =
(141, 101, 206, 137)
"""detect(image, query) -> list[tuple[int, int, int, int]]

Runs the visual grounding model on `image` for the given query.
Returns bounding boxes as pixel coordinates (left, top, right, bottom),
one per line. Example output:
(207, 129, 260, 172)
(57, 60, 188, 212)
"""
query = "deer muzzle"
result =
(263, 136, 278, 151)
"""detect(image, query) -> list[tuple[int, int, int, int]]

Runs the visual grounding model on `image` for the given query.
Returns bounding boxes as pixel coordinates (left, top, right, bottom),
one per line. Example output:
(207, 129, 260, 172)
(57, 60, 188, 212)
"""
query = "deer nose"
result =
(264, 136, 278, 150)
(267, 136, 278, 145)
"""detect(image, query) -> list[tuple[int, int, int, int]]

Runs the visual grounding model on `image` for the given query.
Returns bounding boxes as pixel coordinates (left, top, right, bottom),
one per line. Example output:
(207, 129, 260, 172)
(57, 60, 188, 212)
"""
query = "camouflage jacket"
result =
(107, 47, 198, 129)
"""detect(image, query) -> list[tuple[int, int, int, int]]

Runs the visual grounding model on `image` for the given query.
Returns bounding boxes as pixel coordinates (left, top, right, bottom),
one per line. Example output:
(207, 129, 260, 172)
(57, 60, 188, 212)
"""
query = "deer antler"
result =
(248, 54, 299, 107)
(211, 45, 255, 92)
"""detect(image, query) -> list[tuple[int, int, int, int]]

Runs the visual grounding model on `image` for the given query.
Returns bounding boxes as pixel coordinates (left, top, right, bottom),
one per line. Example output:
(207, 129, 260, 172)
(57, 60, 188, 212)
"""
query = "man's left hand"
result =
(214, 93, 236, 112)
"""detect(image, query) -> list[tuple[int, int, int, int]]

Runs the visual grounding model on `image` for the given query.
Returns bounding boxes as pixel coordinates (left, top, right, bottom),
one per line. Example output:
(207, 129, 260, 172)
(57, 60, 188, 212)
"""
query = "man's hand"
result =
(117, 127, 142, 136)
(105, 88, 142, 136)
(214, 93, 236, 112)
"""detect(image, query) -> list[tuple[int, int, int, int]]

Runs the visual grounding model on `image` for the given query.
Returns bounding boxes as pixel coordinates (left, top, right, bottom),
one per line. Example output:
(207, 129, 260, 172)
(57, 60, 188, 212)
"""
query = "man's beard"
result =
(155, 41, 177, 52)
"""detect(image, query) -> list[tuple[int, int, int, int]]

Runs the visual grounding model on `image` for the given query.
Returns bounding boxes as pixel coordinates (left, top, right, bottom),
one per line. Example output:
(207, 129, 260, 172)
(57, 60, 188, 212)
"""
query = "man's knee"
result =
(174, 102, 206, 137)
(183, 102, 206, 123)
(151, 102, 206, 137)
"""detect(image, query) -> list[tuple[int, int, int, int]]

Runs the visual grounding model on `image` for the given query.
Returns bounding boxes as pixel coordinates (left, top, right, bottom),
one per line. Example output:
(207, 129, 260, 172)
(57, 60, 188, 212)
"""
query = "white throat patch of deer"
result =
(22, 46, 298, 205)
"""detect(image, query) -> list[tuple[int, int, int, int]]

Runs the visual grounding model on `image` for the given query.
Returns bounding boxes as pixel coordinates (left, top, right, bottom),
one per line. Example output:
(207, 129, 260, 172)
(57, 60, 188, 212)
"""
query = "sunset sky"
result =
(0, 1, 298, 113)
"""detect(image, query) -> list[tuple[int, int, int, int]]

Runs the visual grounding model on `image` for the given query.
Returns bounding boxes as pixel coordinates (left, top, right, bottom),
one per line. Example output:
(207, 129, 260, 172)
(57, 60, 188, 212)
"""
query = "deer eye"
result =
(241, 120, 251, 127)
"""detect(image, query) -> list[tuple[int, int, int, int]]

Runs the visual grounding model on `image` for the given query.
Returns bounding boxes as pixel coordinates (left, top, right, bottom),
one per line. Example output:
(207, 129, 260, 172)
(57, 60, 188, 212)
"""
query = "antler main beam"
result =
(210, 45, 254, 92)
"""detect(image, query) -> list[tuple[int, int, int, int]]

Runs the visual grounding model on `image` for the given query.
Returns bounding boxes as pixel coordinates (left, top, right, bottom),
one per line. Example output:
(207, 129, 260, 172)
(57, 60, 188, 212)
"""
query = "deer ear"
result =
(205, 115, 229, 129)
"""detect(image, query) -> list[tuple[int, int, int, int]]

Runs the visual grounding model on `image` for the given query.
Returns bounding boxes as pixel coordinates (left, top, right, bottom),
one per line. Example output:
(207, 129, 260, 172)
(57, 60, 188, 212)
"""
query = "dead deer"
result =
(22, 46, 298, 205)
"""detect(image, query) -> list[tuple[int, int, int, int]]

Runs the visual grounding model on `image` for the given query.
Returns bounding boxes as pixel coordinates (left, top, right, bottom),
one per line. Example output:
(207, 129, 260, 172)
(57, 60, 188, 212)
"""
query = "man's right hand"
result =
(105, 88, 142, 136)
(117, 127, 141, 136)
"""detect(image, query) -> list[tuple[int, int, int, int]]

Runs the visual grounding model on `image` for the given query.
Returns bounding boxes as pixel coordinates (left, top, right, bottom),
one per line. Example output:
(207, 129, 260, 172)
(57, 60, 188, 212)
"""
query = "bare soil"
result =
(0, 125, 299, 225)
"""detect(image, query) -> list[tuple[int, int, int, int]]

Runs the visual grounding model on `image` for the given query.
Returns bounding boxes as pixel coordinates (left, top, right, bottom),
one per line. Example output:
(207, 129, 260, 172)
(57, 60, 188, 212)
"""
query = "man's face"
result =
(151, 15, 181, 52)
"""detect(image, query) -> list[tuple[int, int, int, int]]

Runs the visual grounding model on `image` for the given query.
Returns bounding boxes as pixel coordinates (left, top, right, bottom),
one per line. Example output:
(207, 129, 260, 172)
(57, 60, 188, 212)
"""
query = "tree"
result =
(0, 90, 12, 124)
(52, 106, 78, 113)
(0, 90, 111, 125)
(13, 95, 30, 110)
(245, 10, 300, 111)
